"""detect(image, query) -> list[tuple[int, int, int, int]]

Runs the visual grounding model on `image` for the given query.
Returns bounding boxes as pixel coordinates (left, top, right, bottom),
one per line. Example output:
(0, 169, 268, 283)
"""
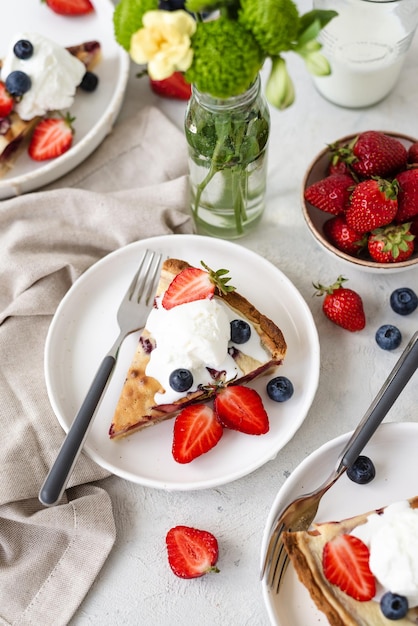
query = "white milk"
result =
(313, 3, 410, 108)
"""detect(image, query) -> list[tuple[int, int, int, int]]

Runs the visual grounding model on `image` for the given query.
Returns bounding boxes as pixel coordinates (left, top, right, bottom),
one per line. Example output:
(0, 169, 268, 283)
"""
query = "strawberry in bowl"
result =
(302, 130, 418, 273)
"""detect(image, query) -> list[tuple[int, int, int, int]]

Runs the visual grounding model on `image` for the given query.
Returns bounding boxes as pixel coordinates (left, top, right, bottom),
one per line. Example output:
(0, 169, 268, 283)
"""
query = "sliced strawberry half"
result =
(162, 267, 214, 310)
(44, 0, 95, 15)
(214, 385, 269, 435)
(323, 534, 376, 601)
(28, 115, 74, 161)
(162, 262, 234, 310)
(166, 525, 220, 579)
(0, 82, 14, 117)
(172, 404, 223, 464)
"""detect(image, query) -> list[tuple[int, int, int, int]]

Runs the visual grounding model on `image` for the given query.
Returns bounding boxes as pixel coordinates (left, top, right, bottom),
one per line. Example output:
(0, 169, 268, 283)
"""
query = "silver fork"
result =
(39, 249, 162, 507)
(261, 329, 418, 593)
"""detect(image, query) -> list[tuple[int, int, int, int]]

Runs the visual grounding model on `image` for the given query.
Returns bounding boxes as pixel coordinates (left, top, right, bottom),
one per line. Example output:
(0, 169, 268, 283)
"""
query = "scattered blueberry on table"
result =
(375, 324, 402, 351)
(390, 287, 418, 315)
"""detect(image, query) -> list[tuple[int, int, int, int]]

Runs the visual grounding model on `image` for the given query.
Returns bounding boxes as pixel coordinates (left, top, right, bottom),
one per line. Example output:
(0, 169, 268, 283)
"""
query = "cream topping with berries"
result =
(1, 32, 85, 120)
(145, 296, 271, 404)
(351, 500, 418, 607)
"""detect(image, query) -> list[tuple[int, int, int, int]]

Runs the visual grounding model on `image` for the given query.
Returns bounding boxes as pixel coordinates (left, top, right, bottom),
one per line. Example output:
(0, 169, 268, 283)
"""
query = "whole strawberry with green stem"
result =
(313, 276, 366, 332)
(330, 131, 407, 178)
(368, 222, 415, 263)
(345, 178, 399, 234)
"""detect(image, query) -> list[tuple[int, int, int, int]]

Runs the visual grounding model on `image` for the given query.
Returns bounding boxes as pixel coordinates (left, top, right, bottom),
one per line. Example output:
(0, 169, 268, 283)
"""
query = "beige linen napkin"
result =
(0, 105, 194, 626)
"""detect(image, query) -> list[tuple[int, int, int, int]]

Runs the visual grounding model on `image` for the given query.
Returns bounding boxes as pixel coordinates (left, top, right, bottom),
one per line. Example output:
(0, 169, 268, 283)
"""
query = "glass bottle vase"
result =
(184, 75, 270, 239)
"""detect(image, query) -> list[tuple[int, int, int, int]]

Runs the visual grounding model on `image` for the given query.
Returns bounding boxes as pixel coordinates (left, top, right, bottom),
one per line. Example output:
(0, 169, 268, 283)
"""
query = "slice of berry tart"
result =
(109, 258, 287, 439)
(283, 496, 418, 625)
(0, 33, 101, 176)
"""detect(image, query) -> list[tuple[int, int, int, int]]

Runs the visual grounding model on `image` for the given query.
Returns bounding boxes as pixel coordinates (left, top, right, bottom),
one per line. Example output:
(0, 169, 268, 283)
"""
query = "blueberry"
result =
(13, 39, 33, 60)
(347, 455, 376, 484)
(169, 368, 193, 392)
(380, 592, 408, 620)
(390, 287, 418, 316)
(375, 324, 402, 350)
(5, 71, 31, 97)
(230, 319, 251, 344)
(267, 376, 294, 402)
(79, 71, 99, 93)
(159, 0, 186, 9)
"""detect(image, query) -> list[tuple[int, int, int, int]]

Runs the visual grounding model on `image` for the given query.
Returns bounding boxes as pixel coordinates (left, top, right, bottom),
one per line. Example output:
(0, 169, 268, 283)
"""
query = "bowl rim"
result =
(301, 131, 418, 271)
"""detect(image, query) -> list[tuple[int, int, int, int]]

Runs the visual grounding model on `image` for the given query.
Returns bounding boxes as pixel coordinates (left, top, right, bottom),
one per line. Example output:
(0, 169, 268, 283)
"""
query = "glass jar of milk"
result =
(313, 0, 418, 108)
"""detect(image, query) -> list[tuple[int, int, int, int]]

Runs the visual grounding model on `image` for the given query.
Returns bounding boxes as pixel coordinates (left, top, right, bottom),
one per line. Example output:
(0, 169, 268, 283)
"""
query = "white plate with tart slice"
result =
(44, 234, 320, 491)
(261, 421, 418, 625)
(0, 0, 129, 199)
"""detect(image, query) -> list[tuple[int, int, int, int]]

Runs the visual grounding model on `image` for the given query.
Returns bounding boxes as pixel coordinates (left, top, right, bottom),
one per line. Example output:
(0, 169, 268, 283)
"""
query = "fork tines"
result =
(130, 249, 162, 305)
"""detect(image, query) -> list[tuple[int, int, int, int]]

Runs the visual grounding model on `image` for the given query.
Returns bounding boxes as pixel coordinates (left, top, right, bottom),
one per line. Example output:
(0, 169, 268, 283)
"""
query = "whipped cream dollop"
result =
(145, 296, 268, 404)
(1, 32, 85, 120)
(352, 500, 418, 606)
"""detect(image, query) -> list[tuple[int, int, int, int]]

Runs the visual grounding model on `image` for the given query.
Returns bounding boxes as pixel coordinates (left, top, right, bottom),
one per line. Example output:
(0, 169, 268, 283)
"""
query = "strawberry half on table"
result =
(28, 114, 74, 161)
(166, 525, 220, 579)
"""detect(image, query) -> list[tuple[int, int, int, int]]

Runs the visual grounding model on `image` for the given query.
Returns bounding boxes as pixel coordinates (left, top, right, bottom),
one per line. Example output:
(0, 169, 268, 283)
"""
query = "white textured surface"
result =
(71, 2, 418, 624)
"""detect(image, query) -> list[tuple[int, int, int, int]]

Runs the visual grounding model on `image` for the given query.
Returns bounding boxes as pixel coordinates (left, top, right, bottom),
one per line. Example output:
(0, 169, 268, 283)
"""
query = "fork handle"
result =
(339, 330, 418, 470)
(39, 355, 116, 507)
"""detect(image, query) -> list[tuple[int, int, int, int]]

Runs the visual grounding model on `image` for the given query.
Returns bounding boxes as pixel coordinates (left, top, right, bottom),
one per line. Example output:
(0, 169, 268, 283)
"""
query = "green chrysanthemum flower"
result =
(185, 19, 263, 98)
(238, 0, 300, 56)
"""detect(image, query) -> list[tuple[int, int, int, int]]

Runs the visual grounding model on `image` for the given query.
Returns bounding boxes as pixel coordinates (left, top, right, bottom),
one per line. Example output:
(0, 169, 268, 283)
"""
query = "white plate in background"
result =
(261, 422, 418, 625)
(0, 0, 129, 198)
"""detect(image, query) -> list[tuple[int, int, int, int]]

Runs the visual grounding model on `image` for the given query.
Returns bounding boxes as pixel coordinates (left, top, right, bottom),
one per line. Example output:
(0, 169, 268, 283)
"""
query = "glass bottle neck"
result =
(191, 75, 261, 112)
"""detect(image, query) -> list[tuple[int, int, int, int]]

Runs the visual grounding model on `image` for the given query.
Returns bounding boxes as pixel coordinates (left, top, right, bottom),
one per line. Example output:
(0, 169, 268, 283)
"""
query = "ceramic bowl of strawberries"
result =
(302, 130, 418, 272)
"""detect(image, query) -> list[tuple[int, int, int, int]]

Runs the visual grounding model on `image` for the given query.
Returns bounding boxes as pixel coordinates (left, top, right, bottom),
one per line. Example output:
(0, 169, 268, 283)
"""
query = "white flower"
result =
(130, 10, 196, 81)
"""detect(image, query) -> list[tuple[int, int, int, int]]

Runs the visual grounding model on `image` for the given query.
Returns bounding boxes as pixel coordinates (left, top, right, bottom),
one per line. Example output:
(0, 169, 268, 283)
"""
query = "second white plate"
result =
(45, 234, 320, 490)
(261, 421, 418, 625)
(0, 0, 129, 198)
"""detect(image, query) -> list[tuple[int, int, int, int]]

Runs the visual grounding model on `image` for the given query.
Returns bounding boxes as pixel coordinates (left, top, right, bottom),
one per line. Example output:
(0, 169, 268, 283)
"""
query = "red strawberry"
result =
(332, 131, 407, 178)
(345, 178, 399, 234)
(0, 82, 14, 117)
(304, 174, 354, 215)
(328, 157, 354, 177)
(162, 262, 234, 310)
(43, 0, 95, 15)
(166, 525, 220, 579)
(323, 216, 366, 256)
(172, 404, 223, 464)
(313, 276, 366, 332)
(395, 168, 418, 222)
(410, 216, 418, 238)
(28, 115, 74, 161)
(368, 222, 415, 263)
(323, 534, 376, 601)
(214, 386, 269, 435)
(149, 72, 191, 100)
(407, 141, 418, 164)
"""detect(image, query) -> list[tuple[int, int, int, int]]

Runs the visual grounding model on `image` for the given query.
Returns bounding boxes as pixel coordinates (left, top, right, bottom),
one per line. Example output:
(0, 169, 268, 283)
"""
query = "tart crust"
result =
(109, 258, 287, 439)
(283, 496, 418, 625)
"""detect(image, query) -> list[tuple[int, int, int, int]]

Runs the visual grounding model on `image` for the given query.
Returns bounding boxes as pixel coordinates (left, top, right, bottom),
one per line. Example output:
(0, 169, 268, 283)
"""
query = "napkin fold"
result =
(0, 105, 194, 625)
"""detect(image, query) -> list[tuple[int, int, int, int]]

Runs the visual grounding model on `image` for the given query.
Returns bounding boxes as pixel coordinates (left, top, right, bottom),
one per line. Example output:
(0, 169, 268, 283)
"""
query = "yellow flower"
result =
(130, 10, 196, 81)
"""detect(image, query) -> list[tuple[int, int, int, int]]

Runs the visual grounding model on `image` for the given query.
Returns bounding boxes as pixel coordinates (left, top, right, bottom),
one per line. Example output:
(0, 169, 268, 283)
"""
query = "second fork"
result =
(262, 329, 418, 592)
